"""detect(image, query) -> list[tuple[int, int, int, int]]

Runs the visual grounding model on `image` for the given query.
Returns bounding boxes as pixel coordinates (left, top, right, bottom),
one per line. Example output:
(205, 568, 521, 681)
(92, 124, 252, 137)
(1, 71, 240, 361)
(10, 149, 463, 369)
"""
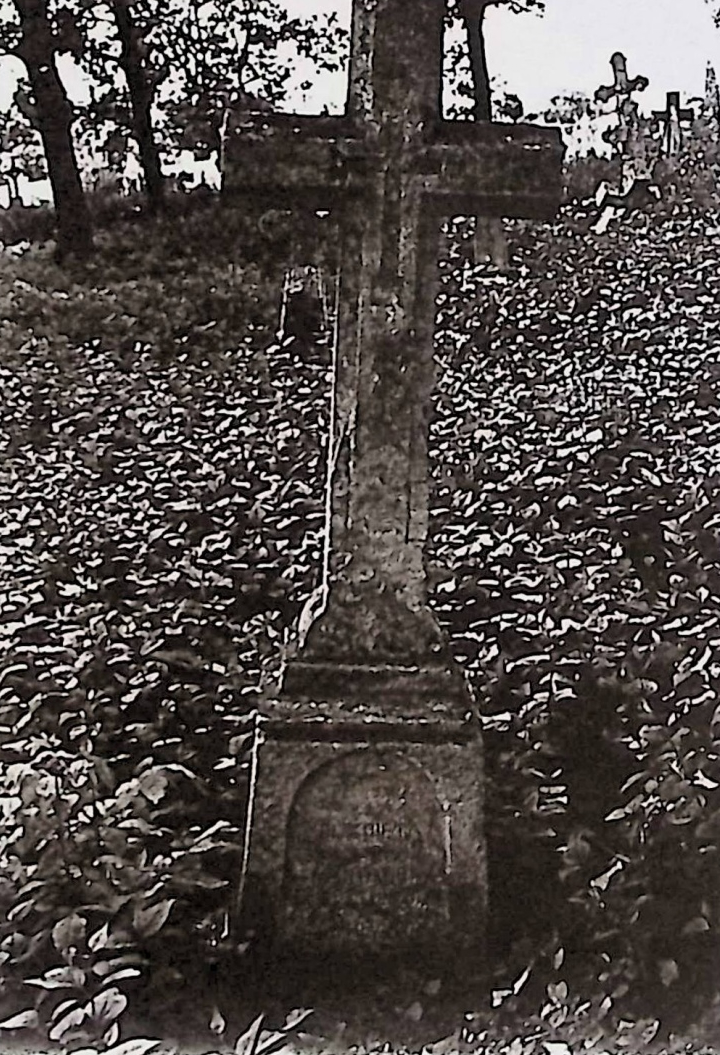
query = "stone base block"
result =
(243, 718, 486, 972)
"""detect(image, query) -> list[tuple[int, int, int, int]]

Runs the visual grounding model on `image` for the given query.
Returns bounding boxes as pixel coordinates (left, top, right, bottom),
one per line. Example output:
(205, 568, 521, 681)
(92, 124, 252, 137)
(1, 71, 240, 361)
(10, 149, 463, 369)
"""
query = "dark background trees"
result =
(4, 0, 93, 257)
(0, 0, 345, 255)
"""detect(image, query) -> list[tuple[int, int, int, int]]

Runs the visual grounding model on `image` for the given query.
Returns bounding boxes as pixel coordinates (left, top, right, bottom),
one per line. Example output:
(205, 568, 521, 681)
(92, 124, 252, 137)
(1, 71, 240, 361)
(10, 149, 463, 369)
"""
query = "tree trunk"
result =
(15, 0, 93, 260)
(111, 0, 164, 212)
(459, 0, 492, 121)
(5, 167, 21, 206)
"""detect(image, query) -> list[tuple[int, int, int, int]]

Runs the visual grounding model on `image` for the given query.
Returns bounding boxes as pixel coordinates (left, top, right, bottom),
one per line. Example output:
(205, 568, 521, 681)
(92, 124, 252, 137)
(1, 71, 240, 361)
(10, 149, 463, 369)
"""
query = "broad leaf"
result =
(0, 1009, 39, 1030)
(133, 898, 175, 938)
(89, 986, 128, 1026)
(104, 1041, 162, 1055)
(234, 1013, 265, 1055)
(52, 912, 87, 955)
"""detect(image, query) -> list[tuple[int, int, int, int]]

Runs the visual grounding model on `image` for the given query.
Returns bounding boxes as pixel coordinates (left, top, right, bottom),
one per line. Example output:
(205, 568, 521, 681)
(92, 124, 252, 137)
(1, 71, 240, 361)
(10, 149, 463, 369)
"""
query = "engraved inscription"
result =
(282, 751, 449, 954)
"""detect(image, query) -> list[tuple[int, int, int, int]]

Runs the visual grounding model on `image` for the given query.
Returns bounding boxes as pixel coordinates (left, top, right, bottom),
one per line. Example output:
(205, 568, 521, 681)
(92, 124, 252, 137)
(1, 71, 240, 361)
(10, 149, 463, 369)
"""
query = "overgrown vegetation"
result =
(429, 127, 720, 1039)
(0, 191, 331, 1046)
(2, 123, 720, 1052)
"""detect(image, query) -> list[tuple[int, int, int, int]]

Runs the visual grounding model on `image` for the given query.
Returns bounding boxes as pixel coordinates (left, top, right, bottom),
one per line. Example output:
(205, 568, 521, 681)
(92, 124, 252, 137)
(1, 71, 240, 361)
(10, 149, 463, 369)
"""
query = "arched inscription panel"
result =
(282, 749, 448, 955)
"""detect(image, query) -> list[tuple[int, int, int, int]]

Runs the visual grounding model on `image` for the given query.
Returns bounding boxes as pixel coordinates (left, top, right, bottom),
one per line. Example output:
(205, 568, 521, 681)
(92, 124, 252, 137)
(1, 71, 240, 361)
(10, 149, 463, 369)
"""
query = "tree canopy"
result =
(0, 0, 345, 254)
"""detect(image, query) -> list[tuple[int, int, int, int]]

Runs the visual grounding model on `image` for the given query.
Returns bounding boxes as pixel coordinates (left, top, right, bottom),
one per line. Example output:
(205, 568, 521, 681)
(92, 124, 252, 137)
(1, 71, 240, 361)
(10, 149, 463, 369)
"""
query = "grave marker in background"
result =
(595, 52, 650, 178)
(652, 92, 694, 157)
(593, 52, 654, 233)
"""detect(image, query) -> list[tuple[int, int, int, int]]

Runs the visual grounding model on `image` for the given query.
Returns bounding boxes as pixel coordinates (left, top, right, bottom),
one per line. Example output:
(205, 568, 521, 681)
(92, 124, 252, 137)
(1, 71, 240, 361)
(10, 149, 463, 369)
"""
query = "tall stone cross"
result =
(223, 0, 563, 975)
(653, 91, 694, 156)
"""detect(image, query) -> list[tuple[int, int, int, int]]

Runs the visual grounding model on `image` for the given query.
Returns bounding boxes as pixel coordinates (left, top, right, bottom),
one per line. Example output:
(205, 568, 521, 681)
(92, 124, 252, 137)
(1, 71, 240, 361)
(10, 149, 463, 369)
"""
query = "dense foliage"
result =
(429, 130, 720, 1031)
(2, 124, 720, 1050)
(0, 197, 330, 1044)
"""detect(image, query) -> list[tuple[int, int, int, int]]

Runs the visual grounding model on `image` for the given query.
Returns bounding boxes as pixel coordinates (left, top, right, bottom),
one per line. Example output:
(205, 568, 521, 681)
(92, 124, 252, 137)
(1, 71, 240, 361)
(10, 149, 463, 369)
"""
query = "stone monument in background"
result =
(652, 92, 694, 158)
(592, 52, 657, 234)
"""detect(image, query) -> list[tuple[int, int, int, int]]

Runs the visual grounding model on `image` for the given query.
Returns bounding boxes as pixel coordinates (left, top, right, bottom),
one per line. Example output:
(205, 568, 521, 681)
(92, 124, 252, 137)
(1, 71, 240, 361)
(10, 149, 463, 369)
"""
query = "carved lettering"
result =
(359, 820, 412, 840)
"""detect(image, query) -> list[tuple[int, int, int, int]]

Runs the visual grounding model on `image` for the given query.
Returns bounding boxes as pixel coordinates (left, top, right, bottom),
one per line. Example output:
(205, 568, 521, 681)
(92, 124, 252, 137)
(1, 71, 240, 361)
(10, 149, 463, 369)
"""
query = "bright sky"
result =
(486, 0, 720, 112)
(2, 1, 718, 117)
(289, 0, 720, 115)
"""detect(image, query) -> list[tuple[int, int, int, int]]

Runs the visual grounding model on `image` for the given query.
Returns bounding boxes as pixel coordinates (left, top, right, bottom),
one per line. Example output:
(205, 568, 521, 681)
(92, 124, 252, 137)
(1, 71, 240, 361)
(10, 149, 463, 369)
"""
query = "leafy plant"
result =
(0, 720, 249, 1045)
(428, 122, 720, 1024)
(3, 105, 720, 1043)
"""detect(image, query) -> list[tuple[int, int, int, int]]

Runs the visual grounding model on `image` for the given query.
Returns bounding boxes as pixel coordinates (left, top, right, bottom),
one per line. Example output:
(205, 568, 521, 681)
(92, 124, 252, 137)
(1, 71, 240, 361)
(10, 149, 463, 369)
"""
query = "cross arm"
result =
(222, 112, 367, 209)
(653, 106, 694, 122)
(222, 111, 564, 221)
(418, 121, 564, 220)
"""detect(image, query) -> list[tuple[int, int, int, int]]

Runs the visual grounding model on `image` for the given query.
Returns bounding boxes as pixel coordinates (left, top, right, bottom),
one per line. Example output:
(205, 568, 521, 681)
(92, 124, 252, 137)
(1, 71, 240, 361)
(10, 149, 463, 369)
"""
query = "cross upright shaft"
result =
(223, 0, 563, 681)
(347, 0, 443, 127)
(331, 0, 447, 624)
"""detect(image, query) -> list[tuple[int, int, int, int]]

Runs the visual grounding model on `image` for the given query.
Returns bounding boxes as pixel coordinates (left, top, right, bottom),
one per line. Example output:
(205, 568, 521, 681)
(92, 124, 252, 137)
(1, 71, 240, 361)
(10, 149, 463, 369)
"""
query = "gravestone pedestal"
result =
(249, 641, 485, 980)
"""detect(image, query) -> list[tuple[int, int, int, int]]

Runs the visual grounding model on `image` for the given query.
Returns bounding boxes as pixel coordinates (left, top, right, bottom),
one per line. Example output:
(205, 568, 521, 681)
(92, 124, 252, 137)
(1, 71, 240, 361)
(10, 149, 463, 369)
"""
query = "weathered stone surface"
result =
(250, 738, 485, 964)
(225, 0, 563, 976)
(285, 751, 447, 953)
(223, 4, 562, 641)
(223, 114, 562, 219)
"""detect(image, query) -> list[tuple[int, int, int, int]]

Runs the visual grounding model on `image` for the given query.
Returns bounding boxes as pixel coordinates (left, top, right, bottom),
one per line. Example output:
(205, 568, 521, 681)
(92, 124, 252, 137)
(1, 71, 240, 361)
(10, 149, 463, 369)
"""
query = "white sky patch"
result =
(484, 0, 720, 113)
(285, 0, 720, 114)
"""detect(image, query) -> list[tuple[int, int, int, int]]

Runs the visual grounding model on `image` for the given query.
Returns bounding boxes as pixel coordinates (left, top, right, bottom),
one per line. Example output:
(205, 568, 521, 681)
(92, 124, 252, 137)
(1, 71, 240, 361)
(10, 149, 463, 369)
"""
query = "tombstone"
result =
(256, 741, 484, 974)
(223, 0, 563, 982)
(652, 92, 693, 157)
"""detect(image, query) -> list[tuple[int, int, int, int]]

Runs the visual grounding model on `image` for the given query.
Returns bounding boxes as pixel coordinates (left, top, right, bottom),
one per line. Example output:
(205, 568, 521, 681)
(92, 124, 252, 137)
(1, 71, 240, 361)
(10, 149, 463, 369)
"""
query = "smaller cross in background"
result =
(592, 52, 656, 234)
(595, 51, 650, 106)
(652, 91, 694, 157)
(595, 52, 650, 180)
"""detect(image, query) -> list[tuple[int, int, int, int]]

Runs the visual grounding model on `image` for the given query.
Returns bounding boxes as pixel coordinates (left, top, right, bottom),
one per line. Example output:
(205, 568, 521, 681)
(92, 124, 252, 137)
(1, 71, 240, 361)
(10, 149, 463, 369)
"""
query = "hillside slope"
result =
(2, 186, 720, 1022)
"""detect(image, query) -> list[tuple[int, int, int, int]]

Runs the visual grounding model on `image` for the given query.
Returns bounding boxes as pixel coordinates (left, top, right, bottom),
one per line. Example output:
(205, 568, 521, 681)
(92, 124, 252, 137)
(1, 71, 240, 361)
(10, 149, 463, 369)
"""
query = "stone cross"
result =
(592, 52, 653, 233)
(652, 91, 694, 156)
(595, 51, 649, 110)
(595, 52, 650, 179)
(226, 4, 561, 656)
(223, 0, 562, 975)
